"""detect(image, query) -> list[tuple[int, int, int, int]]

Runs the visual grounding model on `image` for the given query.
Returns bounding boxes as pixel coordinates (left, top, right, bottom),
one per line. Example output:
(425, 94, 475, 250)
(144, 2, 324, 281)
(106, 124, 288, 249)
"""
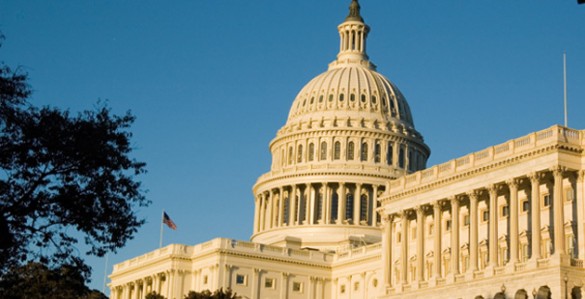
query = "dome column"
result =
(253, 195, 260, 233)
(290, 185, 297, 225)
(371, 185, 379, 227)
(323, 182, 331, 224)
(337, 183, 347, 224)
(354, 183, 362, 224)
(306, 183, 312, 225)
(278, 187, 285, 227)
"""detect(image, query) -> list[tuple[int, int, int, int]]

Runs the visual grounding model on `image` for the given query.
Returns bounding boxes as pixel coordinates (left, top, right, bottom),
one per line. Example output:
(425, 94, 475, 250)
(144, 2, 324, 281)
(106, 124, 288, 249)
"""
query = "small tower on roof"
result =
(334, 0, 372, 69)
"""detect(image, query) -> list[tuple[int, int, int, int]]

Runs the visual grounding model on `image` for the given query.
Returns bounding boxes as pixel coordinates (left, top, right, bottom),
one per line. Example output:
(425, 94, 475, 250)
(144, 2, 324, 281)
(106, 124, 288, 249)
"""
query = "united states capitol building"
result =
(109, 1, 585, 298)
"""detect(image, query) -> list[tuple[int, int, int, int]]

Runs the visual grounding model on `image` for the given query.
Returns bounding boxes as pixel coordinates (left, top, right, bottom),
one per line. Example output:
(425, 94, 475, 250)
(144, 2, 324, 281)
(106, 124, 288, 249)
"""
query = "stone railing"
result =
(388, 126, 583, 193)
(113, 238, 337, 273)
(334, 243, 382, 262)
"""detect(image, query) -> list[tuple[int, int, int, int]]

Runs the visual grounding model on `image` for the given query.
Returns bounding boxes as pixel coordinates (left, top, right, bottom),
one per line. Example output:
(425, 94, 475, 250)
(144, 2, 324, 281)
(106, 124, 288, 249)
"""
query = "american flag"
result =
(163, 212, 177, 230)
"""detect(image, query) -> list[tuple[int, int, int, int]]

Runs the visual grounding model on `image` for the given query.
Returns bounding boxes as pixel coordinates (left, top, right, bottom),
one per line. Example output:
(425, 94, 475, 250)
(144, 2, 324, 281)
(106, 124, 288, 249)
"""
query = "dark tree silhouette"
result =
(0, 262, 108, 299)
(184, 288, 240, 299)
(0, 34, 148, 279)
(145, 291, 166, 299)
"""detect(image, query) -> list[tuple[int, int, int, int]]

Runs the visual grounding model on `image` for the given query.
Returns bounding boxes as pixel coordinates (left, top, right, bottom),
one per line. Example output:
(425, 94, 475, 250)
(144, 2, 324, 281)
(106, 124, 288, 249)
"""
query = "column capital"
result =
(505, 178, 521, 189)
(382, 213, 395, 224)
(486, 184, 498, 196)
(551, 165, 567, 177)
(282, 272, 289, 278)
(578, 170, 585, 182)
(466, 190, 480, 200)
(528, 172, 544, 183)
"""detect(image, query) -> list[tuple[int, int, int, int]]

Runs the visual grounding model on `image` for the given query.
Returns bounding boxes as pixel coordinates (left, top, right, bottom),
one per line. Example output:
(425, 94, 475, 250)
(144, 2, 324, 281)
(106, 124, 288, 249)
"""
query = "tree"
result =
(0, 34, 148, 279)
(145, 292, 166, 299)
(0, 262, 108, 299)
(184, 289, 240, 299)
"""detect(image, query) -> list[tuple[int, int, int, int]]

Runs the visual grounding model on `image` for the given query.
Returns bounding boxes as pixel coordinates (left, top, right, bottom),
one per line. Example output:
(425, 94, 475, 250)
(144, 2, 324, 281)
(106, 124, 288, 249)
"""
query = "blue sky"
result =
(1, 0, 584, 294)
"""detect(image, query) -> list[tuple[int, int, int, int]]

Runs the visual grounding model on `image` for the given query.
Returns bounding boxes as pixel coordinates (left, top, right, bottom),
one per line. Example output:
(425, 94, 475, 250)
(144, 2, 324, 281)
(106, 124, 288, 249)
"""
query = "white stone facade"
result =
(109, 1, 585, 298)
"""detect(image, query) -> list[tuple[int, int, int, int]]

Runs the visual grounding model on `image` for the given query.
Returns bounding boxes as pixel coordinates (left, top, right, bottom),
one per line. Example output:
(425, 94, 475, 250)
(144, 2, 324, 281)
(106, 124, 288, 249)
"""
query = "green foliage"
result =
(0, 262, 108, 299)
(184, 288, 240, 299)
(0, 37, 148, 279)
(145, 291, 166, 299)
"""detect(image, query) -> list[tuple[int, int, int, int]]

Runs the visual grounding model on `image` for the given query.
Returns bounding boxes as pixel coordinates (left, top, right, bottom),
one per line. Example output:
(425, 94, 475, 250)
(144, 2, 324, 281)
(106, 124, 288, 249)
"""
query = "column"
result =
(253, 196, 260, 233)
(323, 182, 330, 224)
(433, 201, 442, 279)
(306, 183, 312, 225)
(508, 179, 519, 264)
(251, 268, 260, 299)
(488, 185, 498, 267)
(382, 214, 394, 288)
(553, 167, 566, 255)
(401, 211, 409, 284)
(469, 191, 479, 272)
(224, 264, 232, 289)
(280, 273, 289, 299)
(372, 185, 379, 227)
(529, 173, 542, 260)
(450, 197, 460, 275)
(416, 206, 425, 281)
(259, 193, 266, 231)
(166, 270, 174, 299)
(290, 185, 297, 225)
(267, 190, 274, 229)
(278, 187, 285, 226)
(354, 183, 362, 224)
(577, 171, 585, 260)
(338, 183, 346, 224)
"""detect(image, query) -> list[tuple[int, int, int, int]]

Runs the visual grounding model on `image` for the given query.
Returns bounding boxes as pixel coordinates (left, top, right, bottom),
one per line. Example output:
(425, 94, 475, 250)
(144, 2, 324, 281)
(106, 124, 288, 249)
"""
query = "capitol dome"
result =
(252, 0, 430, 250)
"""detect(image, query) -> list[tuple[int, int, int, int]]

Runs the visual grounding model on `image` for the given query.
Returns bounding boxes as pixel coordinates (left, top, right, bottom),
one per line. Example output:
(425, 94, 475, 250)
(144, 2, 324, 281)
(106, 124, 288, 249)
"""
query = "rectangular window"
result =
(543, 194, 551, 207)
(354, 282, 360, 291)
(340, 285, 346, 294)
(292, 282, 303, 293)
(203, 275, 208, 284)
(501, 205, 509, 218)
(482, 210, 489, 222)
(566, 189, 575, 202)
(265, 278, 275, 289)
(522, 200, 529, 212)
(445, 220, 451, 232)
(236, 274, 247, 286)
(428, 223, 434, 236)
(463, 214, 470, 226)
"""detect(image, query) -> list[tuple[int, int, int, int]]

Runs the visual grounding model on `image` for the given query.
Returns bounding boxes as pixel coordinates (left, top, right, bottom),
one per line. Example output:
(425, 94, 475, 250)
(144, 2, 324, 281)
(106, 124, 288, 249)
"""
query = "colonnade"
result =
(381, 167, 584, 289)
(110, 272, 169, 299)
(254, 183, 384, 234)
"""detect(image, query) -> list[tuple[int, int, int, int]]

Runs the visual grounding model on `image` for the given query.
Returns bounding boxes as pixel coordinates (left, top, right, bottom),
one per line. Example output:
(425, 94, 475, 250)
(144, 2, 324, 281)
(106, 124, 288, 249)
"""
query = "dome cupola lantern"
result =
(251, 1, 430, 251)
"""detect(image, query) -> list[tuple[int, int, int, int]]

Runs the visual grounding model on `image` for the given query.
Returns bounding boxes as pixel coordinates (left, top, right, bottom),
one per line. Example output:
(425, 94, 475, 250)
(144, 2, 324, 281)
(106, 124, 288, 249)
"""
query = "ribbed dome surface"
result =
(286, 65, 414, 128)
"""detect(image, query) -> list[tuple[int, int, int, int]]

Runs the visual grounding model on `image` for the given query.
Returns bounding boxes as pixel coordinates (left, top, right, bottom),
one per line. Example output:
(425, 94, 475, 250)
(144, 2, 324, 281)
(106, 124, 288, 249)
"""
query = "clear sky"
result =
(1, 0, 584, 294)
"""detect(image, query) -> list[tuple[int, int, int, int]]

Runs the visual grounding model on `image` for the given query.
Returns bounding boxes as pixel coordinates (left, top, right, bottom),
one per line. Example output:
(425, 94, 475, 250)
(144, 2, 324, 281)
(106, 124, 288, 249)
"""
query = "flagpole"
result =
(102, 253, 109, 294)
(159, 209, 164, 248)
(563, 51, 569, 127)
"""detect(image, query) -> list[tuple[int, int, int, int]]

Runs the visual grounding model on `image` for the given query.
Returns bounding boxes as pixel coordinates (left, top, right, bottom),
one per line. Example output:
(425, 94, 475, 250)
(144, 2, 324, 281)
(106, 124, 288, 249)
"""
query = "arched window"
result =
(331, 193, 339, 222)
(320, 141, 327, 160)
(347, 141, 355, 160)
(308, 143, 315, 161)
(399, 146, 405, 169)
(345, 193, 354, 221)
(283, 196, 290, 225)
(361, 142, 368, 161)
(334, 141, 341, 160)
(288, 146, 293, 165)
(374, 141, 381, 163)
(387, 142, 393, 165)
(281, 149, 285, 166)
(297, 144, 303, 163)
(360, 194, 368, 222)
(408, 149, 414, 171)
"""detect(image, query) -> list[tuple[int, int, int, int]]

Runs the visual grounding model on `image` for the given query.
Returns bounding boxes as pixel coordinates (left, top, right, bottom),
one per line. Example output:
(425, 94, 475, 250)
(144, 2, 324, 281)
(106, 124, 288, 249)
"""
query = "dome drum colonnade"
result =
(252, 0, 430, 250)
(379, 164, 585, 292)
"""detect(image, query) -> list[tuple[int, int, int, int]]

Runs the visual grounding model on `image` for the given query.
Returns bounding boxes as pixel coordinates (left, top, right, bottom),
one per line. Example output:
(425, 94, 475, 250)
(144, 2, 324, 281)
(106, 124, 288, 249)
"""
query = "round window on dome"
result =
(310, 97, 314, 104)
(371, 96, 377, 104)
(361, 95, 366, 103)
(329, 95, 334, 102)
(339, 94, 344, 102)
(350, 94, 355, 102)
(319, 95, 323, 103)
(303, 99, 307, 106)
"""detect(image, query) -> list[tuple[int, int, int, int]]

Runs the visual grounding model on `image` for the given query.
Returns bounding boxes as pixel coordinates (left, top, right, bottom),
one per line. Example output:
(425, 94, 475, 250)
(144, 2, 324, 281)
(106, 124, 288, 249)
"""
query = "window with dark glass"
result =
(347, 141, 355, 160)
(308, 143, 315, 161)
(334, 141, 341, 160)
(320, 141, 327, 160)
(361, 142, 368, 161)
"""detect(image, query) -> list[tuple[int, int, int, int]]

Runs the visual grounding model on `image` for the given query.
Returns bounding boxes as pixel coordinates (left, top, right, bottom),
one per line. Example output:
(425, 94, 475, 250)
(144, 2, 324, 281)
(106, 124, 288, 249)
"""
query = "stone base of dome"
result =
(250, 225, 381, 252)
